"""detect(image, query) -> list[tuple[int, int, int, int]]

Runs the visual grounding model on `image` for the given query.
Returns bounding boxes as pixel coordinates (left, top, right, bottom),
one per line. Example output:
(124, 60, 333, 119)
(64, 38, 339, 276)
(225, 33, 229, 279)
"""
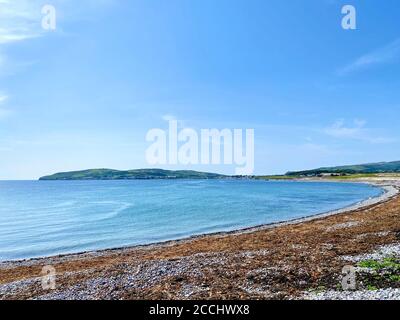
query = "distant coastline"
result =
(39, 160, 400, 181)
(39, 169, 227, 181)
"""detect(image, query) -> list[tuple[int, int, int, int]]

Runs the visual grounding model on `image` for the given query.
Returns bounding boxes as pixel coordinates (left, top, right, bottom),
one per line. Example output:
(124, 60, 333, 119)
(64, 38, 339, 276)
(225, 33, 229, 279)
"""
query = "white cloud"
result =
(0, 0, 48, 76)
(324, 119, 394, 144)
(0, 93, 11, 119)
(0, 93, 8, 103)
(0, 0, 45, 45)
(0, 0, 119, 45)
(339, 38, 400, 75)
(325, 119, 365, 139)
(0, 0, 118, 73)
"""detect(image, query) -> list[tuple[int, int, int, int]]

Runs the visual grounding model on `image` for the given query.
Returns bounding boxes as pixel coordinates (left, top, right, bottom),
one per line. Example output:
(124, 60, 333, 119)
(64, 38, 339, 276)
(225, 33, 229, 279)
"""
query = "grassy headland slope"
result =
(39, 160, 400, 181)
(39, 169, 226, 180)
(286, 161, 400, 176)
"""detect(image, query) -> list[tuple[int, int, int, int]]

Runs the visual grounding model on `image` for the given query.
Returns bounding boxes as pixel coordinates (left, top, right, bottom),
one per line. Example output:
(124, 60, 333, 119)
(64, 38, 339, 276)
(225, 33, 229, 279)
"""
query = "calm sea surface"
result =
(0, 180, 382, 261)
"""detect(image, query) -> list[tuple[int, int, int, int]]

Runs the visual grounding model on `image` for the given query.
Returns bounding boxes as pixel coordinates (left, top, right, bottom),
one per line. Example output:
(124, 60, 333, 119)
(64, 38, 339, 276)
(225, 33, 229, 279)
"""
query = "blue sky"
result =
(0, 0, 399, 179)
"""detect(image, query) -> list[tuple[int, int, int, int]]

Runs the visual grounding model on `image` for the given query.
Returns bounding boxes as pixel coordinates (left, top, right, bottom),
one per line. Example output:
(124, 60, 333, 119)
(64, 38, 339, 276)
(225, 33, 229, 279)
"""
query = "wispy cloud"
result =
(339, 38, 400, 75)
(0, 0, 119, 45)
(325, 119, 365, 139)
(0, 0, 118, 74)
(324, 119, 394, 144)
(0, 92, 11, 119)
(0, 0, 48, 77)
(0, 93, 8, 103)
(0, 0, 45, 45)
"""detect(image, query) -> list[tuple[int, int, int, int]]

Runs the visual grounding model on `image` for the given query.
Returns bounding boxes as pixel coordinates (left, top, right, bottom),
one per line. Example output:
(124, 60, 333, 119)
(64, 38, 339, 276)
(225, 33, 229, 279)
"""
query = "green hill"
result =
(286, 161, 400, 176)
(39, 169, 227, 180)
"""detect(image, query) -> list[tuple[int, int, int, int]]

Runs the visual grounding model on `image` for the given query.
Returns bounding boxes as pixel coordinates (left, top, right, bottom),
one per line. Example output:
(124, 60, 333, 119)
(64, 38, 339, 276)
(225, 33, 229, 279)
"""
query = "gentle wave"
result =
(0, 180, 382, 261)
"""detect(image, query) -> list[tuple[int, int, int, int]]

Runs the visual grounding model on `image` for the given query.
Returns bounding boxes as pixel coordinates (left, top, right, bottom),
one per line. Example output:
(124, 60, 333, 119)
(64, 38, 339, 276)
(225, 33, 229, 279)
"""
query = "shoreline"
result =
(1, 180, 398, 267)
(1, 178, 400, 299)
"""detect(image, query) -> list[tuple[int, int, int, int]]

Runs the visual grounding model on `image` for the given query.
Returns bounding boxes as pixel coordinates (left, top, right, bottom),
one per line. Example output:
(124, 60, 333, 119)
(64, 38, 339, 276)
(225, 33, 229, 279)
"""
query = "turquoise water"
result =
(0, 180, 382, 261)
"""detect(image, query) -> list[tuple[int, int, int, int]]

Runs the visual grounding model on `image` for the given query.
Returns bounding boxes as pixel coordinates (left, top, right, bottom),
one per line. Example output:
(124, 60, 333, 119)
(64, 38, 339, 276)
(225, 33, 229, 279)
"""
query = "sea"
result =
(0, 180, 382, 261)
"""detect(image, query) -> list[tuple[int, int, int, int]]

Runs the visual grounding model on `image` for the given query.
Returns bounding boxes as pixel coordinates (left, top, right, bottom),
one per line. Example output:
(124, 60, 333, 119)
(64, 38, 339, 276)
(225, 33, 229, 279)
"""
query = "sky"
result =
(0, 0, 399, 179)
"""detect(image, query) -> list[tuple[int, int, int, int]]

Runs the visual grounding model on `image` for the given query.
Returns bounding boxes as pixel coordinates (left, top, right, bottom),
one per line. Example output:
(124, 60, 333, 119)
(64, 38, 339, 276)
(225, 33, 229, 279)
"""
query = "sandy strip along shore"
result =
(1, 179, 399, 300)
